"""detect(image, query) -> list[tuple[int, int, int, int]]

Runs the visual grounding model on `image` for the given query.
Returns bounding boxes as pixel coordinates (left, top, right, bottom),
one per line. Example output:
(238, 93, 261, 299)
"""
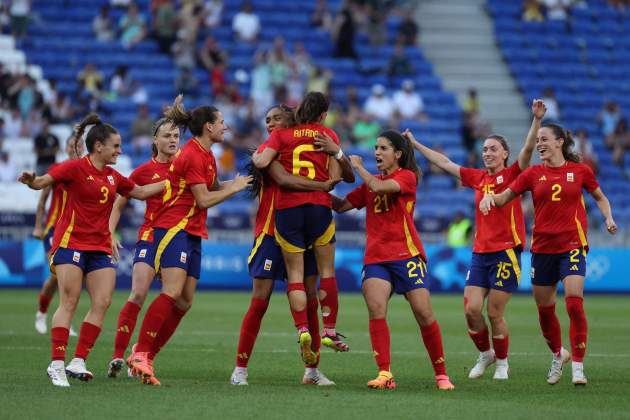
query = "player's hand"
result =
(229, 174, 254, 193)
(32, 226, 44, 240)
(18, 171, 36, 187)
(605, 217, 617, 234)
(402, 129, 421, 150)
(479, 193, 495, 215)
(112, 237, 123, 263)
(322, 177, 342, 192)
(313, 132, 340, 155)
(349, 155, 363, 169)
(532, 99, 546, 120)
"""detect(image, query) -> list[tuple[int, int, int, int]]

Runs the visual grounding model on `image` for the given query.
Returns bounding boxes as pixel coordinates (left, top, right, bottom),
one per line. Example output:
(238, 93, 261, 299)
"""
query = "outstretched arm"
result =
(518, 99, 546, 170)
(589, 187, 617, 234)
(403, 130, 461, 178)
(18, 172, 55, 190)
(191, 174, 253, 209)
(350, 155, 401, 194)
(127, 181, 165, 200)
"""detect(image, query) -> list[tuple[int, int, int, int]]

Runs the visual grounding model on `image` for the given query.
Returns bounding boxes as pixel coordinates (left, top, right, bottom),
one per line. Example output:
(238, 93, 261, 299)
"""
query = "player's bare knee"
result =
(464, 304, 483, 321)
(367, 302, 387, 319)
(129, 290, 147, 306)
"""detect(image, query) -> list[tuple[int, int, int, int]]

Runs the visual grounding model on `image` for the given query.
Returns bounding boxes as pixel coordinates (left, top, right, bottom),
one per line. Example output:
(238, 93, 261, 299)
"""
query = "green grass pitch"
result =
(0, 290, 628, 419)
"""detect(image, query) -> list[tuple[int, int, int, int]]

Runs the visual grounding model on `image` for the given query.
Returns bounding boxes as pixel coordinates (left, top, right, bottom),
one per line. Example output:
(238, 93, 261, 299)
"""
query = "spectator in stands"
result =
(48, 93, 74, 123)
(342, 85, 362, 126)
(172, 28, 196, 83)
(3, 107, 23, 138)
(393, 80, 426, 121)
(130, 79, 148, 104)
(250, 51, 272, 116)
(151, 0, 177, 54)
(387, 44, 414, 77)
(306, 66, 331, 96)
(463, 88, 479, 114)
(0, 117, 4, 147)
(541, 87, 560, 121)
(312, 0, 333, 31)
(286, 63, 306, 107)
(9, 0, 30, 39)
(352, 112, 381, 149)
(34, 119, 59, 175)
(13, 74, 38, 119)
(574, 128, 598, 174)
(269, 37, 290, 100)
(118, 2, 146, 49)
(522, 0, 544, 22)
(130, 104, 153, 154)
(598, 101, 622, 137)
(23, 108, 42, 138)
(447, 211, 472, 248)
(332, 2, 356, 58)
(178, 0, 203, 43)
(198, 35, 227, 73)
(543, 0, 572, 20)
(109, 65, 132, 98)
(398, 14, 419, 45)
(366, 5, 386, 46)
(609, 0, 630, 13)
(606, 118, 630, 167)
(42, 79, 58, 109)
(0, 3, 9, 33)
(293, 42, 313, 78)
(203, 0, 223, 29)
(77, 63, 103, 100)
(364, 84, 394, 123)
(0, 151, 16, 182)
(210, 62, 227, 97)
(427, 144, 447, 176)
(93, 4, 115, 41)
(232, 1, 260, 42)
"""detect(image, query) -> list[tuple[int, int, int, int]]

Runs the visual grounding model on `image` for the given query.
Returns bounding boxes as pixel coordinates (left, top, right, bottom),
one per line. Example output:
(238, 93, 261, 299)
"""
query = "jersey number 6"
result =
(292, 144, 316, 179)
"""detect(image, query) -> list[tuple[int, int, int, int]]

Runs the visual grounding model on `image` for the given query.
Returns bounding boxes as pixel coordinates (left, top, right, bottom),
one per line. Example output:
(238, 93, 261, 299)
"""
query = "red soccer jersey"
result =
(43, 163, 68, 236)
(253, 142, 277, 238)
(509, 162, 599, 253)
(129, 158, 171, 243)
(460, 161, 526, 253)
(48, 156, 136, 254)
(152, 138, 217, 239)
(266, 123, 339, 210)
(346, 168, 426, 265)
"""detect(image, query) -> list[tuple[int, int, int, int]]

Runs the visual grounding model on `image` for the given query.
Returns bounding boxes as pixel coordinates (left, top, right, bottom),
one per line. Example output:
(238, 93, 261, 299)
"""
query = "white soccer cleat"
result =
(547, 347, 571, 385)
(468, 349, 496, 379)
(47, 360, 70, 387)
(493, 359, 509, 380)
(230, 367, 248, 385)
(302, 368, 335, 386)
(69, 326, 78, 337)
(127, 367, 137, 378)
(571, 362, 587, 386)
(65, 357, 94, 382)
(107, 358, 125, 378)
(35, 311, 47, 334)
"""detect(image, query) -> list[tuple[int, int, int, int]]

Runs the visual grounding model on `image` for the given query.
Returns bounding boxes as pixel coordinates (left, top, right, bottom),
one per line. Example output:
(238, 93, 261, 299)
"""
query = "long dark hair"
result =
(485, 134, 510, 167)
(164, 94, 219, 137)
(542, 123, 581, 163)
(74, 113, 118, 153)
(295, 92, 328, 124)
(379, 130, 421, 185)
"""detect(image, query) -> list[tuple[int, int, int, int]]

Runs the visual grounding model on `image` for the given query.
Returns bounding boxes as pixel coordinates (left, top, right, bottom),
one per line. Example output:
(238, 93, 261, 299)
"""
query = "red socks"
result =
(150, 305, 188, 360)
(235, 298, 270, 368)
(287, 283, 308, 330)
(566, 296, 587, 362)
(420, 321, 447, 376)
(51, 327, 69, 361)
(492, 335, 509, 360)
(537, 303, 562, 354)
(38, 293, 53, 313)
(113, 301, 141, 359)
(319, 277, 338, 329)
(306, 297, 321, 368)
(369, 318, 391, 372)
(136, 293, 176, 352)
(468, 327, 491, 353)
(74, 322, 101, 360)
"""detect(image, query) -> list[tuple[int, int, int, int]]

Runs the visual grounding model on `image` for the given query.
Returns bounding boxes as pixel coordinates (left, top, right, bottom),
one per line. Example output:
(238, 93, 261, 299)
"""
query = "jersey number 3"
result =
(99, 186, 109, 204)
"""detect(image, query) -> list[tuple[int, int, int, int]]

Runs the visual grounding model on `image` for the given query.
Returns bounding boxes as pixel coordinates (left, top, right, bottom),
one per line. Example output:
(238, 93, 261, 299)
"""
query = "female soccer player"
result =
(252, 92, 351, 365)
(32, 134, 84, 336)
(107, 117, 180, 378)
(480, 123, 617, 386)
(404, 99, 546, 380)
(231, 105, 341, 386)
(128, 96, 252, 385)
(18, 113, 166, 387)
(333, 130, 455, 391)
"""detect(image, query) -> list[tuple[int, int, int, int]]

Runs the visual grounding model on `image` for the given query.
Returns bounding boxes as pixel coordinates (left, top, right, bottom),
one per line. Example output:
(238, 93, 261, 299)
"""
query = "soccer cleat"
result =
(547, 347, 571, 385)
(468, 349, 496, 379)
(571, 362, 587, 386)
(126, 343, 138, 376)
(65, 357, 94, 382)
(47, 360, 70, 387)
(435, 374, 455, 390)
(321, 332, 350, 352)
(69, 325, 78, 337)
(298, 331, 318, 365)
(367, 371, 396, 389)
(35, 311, 47, 334)
(302, 368, 335, 386)
(493, 359, 509, 380)
(230, 367, 248, 386)
(140, 358, 160, 386)
(107, 358, 125, 378)
(129, 351, 154, 381)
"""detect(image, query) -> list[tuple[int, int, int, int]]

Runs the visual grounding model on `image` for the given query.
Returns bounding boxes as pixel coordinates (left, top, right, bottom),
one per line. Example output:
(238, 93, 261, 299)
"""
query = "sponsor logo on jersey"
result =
(264, 259, 273, 271)
(567, 172, 574, 182)
(180, 252, 187, 263)
(72, 251, 81, 263)
(107, 175, 115, 185)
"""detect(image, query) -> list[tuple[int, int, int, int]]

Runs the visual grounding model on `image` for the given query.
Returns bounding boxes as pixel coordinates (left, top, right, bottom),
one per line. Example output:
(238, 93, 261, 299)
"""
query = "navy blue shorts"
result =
(466, 249, 521, 293)
(153, 228, 201, 279)
(43, 228, 55, 255)
(274, 204, 335, 252)
(531, 248, 587, 286)
(362, 255, 429, 295)
(133, 240, 156, 269)
(51, 247, 116, 273)
(248, 234, 318, 281)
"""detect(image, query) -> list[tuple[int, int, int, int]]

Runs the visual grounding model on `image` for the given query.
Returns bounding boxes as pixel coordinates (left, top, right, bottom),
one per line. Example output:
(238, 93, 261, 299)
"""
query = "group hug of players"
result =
(20, 92, 617, 389)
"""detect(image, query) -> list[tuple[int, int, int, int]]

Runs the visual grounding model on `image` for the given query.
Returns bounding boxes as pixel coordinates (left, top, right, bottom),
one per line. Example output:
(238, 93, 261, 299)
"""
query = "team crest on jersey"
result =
(496, 175, 504, 184)
(73, 251, 81, 263)
(139, 249, 147, 258)
(264, 259, 273, 271)
(180, 252, 187, 263)
(107, 175, 115, 185)
(567, 172, 574, 182)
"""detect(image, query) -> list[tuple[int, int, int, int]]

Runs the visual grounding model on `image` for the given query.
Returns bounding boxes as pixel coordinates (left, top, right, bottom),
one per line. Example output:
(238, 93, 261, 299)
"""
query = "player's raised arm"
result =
(350, 154, 402, 194)
(518, 99, 546, 170)
(403, 129, 461, 178)
(19, 172, 55, 190)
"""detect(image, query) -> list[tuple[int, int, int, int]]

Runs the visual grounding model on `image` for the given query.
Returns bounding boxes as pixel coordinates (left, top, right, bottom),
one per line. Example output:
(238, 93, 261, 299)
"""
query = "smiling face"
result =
(482, 137, 508, 172)
(207, 111, 227, 143)
(95, 133, 122, 165)
(154, 123, 180, 157)
(265, 107, 291, 133)
(374, 136, 401, 174)
(536, 126, 563, 162)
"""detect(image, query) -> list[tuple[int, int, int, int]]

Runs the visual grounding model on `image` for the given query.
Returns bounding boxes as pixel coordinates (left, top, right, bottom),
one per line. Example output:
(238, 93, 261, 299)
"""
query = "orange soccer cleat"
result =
(435, 374, 455, 391)
(367, 371, 396, 389)
(129, 351, 154, 381)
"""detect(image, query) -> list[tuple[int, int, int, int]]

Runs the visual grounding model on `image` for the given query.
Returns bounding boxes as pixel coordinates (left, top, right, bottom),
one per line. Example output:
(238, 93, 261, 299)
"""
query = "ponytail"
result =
(543, 123, 581, 163)
(164, 94, 219, 137)
(379, 130, 422, 185)
(74, 113, 118, 153)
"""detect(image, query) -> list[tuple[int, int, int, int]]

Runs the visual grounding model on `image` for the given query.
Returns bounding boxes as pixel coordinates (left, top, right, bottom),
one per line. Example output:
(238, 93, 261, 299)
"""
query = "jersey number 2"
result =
(551, 184, 562, 201)
(292, 145, 316, 179)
